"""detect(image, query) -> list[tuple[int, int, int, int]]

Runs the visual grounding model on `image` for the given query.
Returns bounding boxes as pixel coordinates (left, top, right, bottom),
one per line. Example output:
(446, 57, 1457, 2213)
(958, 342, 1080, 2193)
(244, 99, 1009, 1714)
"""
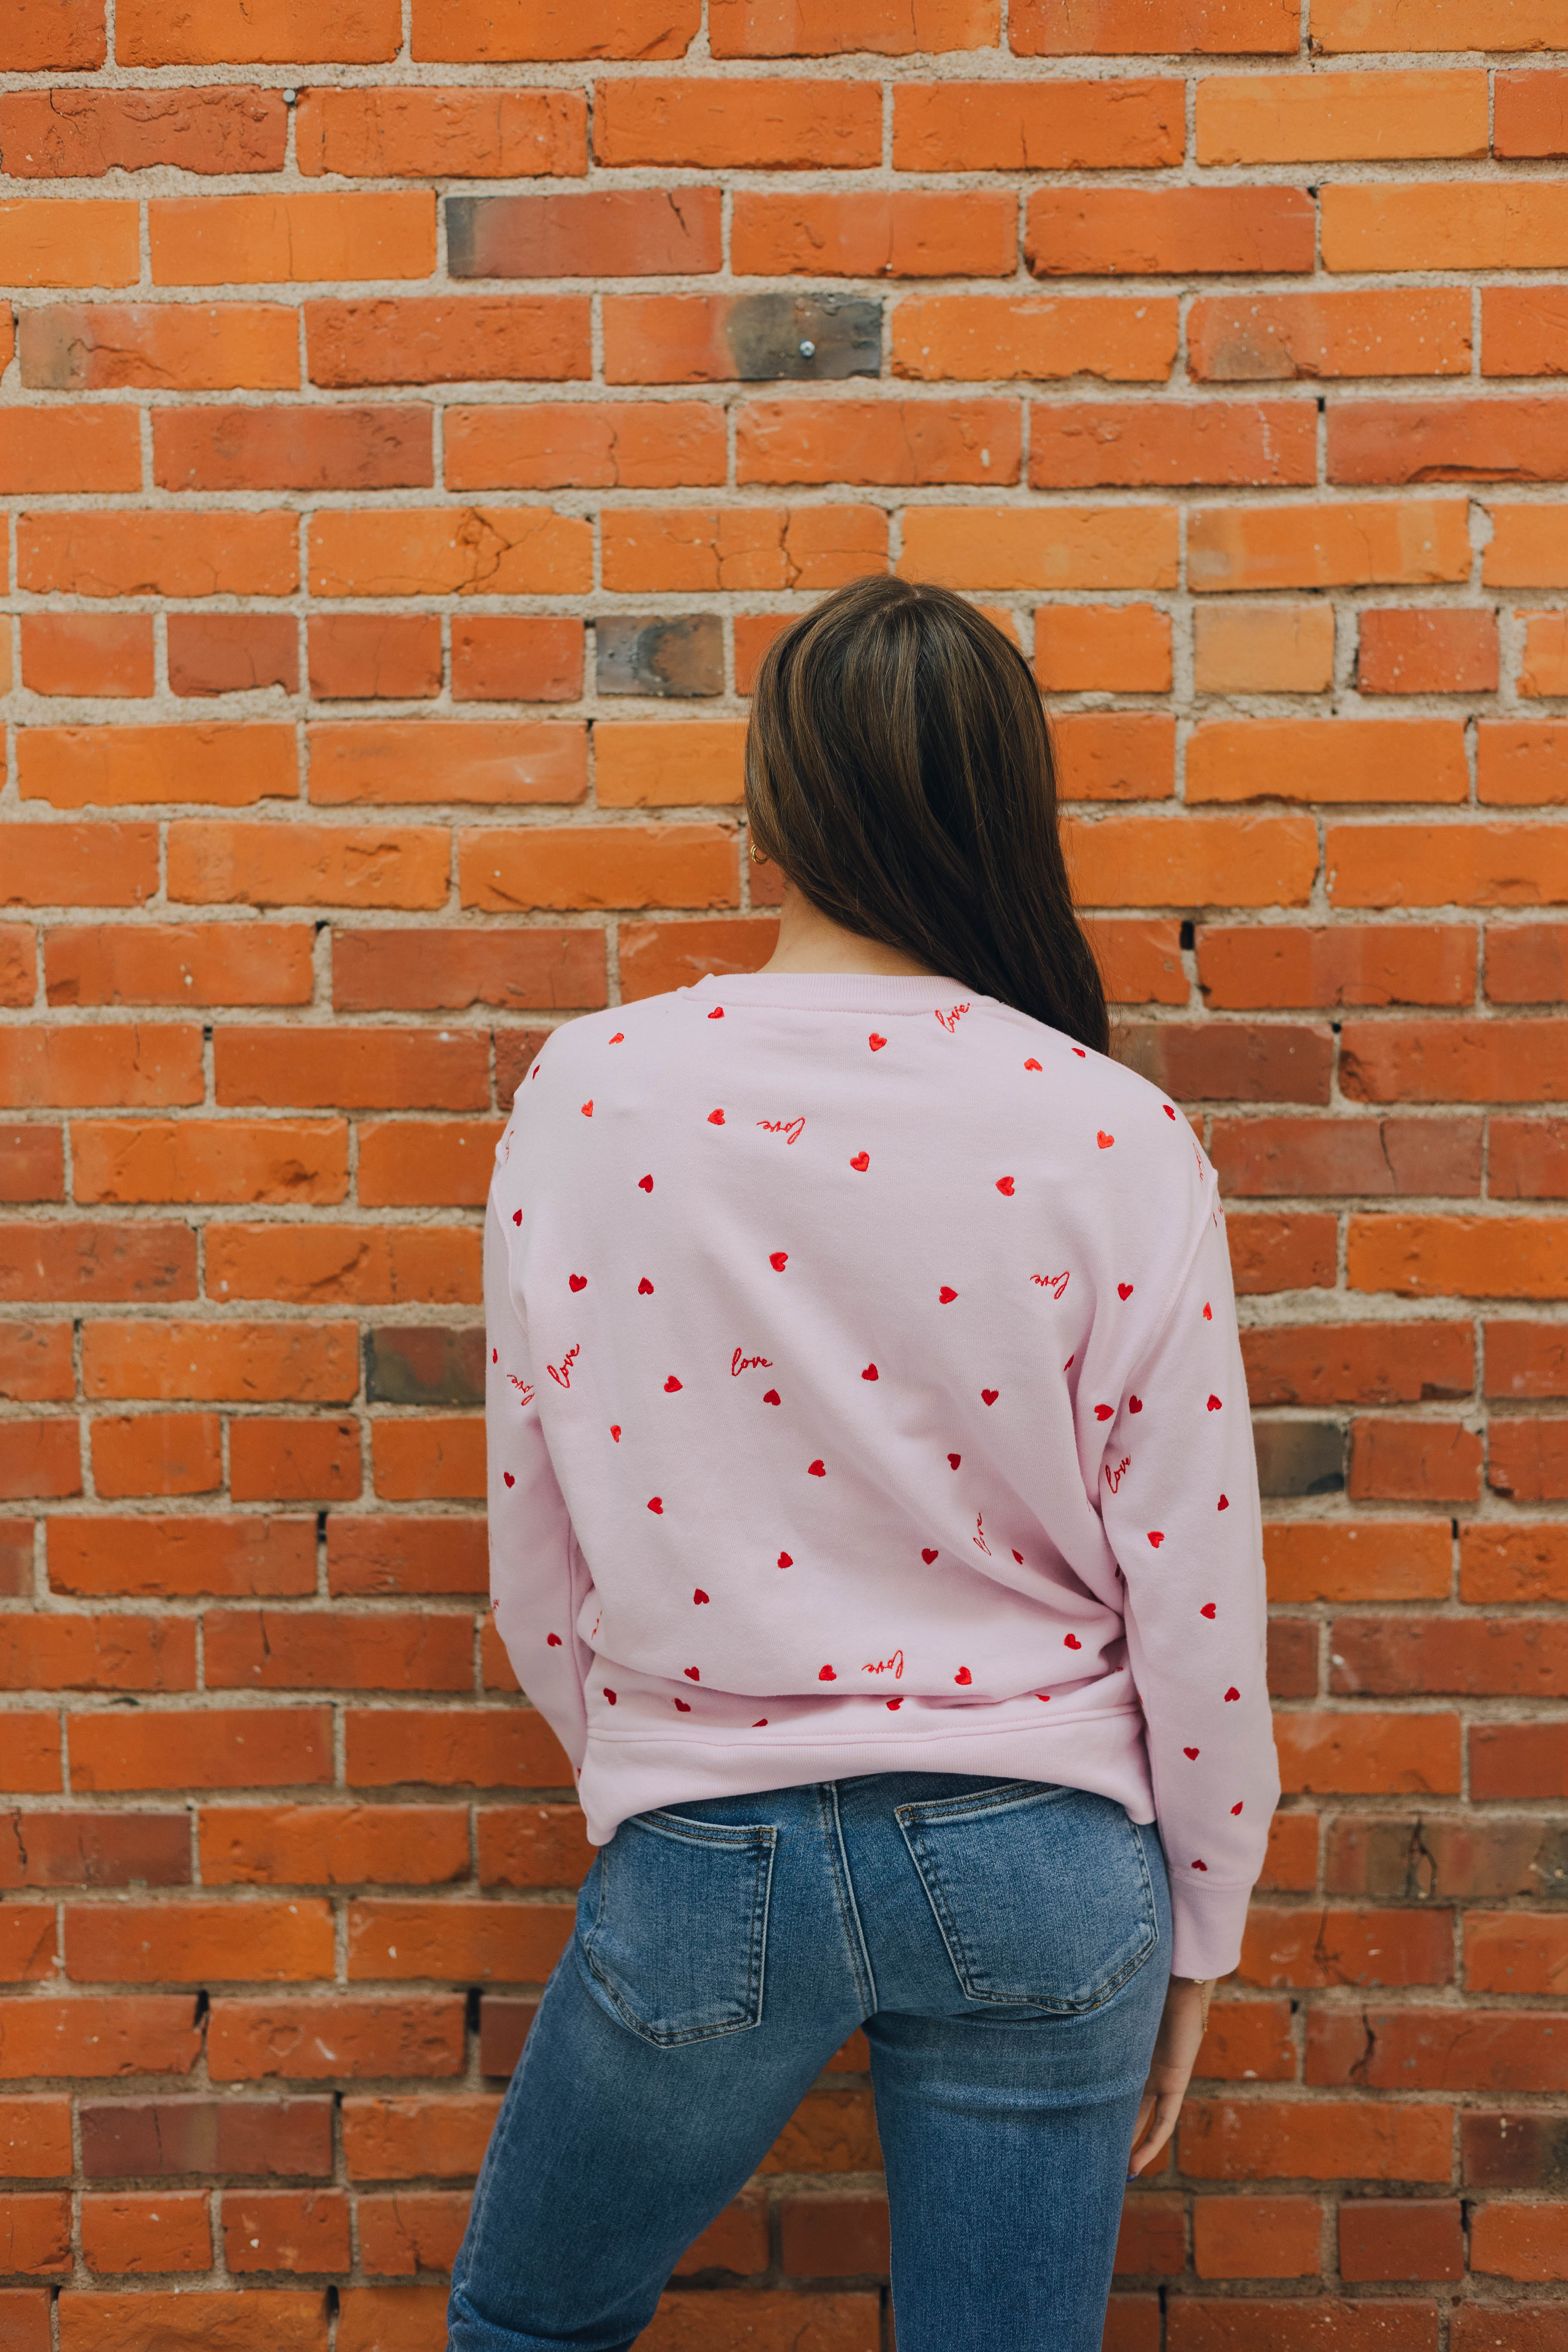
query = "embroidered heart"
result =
(996, 1176, 1014, 1195)
(1117, 1282, 1133, 1301)
(707, 1007, 724, 1020)
(581, 1101, 593, 1117)
(708, 1109, 724, 1125)
(1231, 1801, 1244, 1815)
(947, 1452, 961, 1470)
(605, 1688, 617, 1704)
(754, 1718, 768, 1727)
(1191, 1859, 1207, 1871)
(1162, 1104, 1175, 1118)
(609, 1032, 624, 1044)
(1207, 1394, 1222, 1411)
(693, 1589, 708, 1605)
(887, 1696, 902, 1709)
(638, 1277, 654, 1295)
(850, 1151, 870, 1172)
(869, 1034, 887, 1051)
(954, 1666, 972, 1685)
(777, 1551, 792, 1568)
(685, 1666, 700, 1681)
(638, 1174, 653, 1192)
(547, 1632, 562, 1646)
(610, 1426, 621, 1441)
(1218, 1493, 1228, 1510)
(1225, 1685, 1240, 1702)
(981, 1388, 998, 1406)
(570, 1273, 587, 1292)
(1183, 1746, 1199, 1760)
(1094, 1404, 1113, 1422)
(674, 1697, 691, 1710)
(1129, 1395, 1142, 1413)
(1072, 1047, 1086, 1057)
(808, 1460, 826, 1477)
(939, 1286, 957, 1303)
(1012, 1549, 1023, 1564)
(664, 1375, 682, 1393)
(1148, 1531, 1164, 1548)
(1036, 1692, 1051, 1702)
(769, 1251, 788, 1271)
(647, 1497, 663, 1514)
(1024, 1057, 1042, 1071)
(1203, 1302, 1212, 1320)
(763, 1389, 781, 1406)
(1064, 1355, 1074, 1371)
(502, 1472, 515, 1488)
(493, 1348, 498, 1363)
(512, 1208, 522, 1226)
(818, 1664, 836, 1681)
(1096, 1130, 1113, 1149)
(922, 1548, 938, 1563)
(1064, 1633, 1081, 1650)
(862, 1363, 879, 1381)
(1200, 1602, 1216, 1619)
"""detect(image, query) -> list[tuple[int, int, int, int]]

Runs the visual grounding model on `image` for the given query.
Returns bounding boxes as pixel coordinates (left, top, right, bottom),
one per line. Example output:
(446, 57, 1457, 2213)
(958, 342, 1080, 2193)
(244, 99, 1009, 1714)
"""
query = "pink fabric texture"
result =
(485, 970, 1280, 1979)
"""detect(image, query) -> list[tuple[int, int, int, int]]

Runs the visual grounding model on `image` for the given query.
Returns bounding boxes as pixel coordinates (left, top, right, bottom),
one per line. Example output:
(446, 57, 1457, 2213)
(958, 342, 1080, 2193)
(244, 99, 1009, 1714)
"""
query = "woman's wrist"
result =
(1173, 1975, 1213, 2030)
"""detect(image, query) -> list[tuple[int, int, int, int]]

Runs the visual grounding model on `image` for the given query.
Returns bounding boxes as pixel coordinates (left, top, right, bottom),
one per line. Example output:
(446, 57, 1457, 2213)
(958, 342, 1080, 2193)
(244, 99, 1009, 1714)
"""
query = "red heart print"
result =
(605, 1688, 617, 1704)
(664, 1375, 682, 1393)
(1231, 1801, 1244, 1815)
(1207, 1394, 1222, 1411)
(1191, 1859, 1207, 1871)
(1036, 1692, 1051, 1703)
(996, 1176, 1015, 1195)
(1096, 1130, 1114, 1149)
(808, 1459, 826, 1476)
(1162, 1104, 1175, 1118)
(939, 1286, 957, 1303)
(1129, 1395, 1143, 1414)
(763, 1389, 781, 1406)
(610, 1426, 621, 1442)
(570, 1273, 587, 1292)
(685, 1666, 700, 1681)
(954, 1666, 972, 1685)
(693, 1589, 709, 1605)
(1094, 1404, 1114, 1422)
(503, 1472, 515, 1488)
(708, 1109, 725, 1125)
(850, 1151, 870, 1172)
(1225, 1686, 1240, 1702)
(818, 1664, 836, 1681)
(638, 1277, 654, 1295)
(947, 1452, 961, 1470)
(753, 1718, 768, 1727)
(922, 1548, 938, 1564)
(493, 1348, 498, 1363)
(1064, 1633, 1081, 1650)
(638, 1175, 654, 1191)
(1024, 1057, 1042, 1071)
(708, 1007, 724, 1020)
(1218, 1493, 1229, 1510)
(862, 1363, 879, 1381)
(1117, 1282, 1133, 1301)
(1012, 1548, 1023, 1564)
(1148, 1531, 1164, 1548)
(887, 1696, 903, 1709)
(674, 1697, 691, 1711)
(647, 1497, 663, 1514)
(1203, 1302, 1212, 1320)
(869, 1033, 887, 1052)
(777, 1550, 792, 1568)
(512, 1208, 522, 1226)
(1072, 1047, 1086, 1057)
(1064, 1355, 1074, 1372)
(547, 1632, 562, 1646)
(609, 1032, 624, 1044)
(981, 1388, 998, 1406)
(1183, 1746, 1199, 1760)
(769, 1251, 788, 1271)
(1200, 1602, 1216, 1619)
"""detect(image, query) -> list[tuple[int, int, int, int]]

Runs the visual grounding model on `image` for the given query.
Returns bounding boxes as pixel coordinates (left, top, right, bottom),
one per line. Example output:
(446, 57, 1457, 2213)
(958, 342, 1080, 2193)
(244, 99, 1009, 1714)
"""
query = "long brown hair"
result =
(744, 576, 1109, 1056)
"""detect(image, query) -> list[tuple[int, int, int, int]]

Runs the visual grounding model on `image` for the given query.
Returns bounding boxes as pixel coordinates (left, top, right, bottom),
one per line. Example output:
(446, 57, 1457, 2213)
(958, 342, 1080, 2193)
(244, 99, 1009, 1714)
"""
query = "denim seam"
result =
(583, 1827, 777, 2047)
(818, 1781, 877, 2018)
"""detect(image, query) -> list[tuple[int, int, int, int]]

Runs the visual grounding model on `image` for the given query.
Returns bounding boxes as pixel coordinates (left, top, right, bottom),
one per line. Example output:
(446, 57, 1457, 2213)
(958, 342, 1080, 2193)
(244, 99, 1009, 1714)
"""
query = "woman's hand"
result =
(1126, 1977, 1209, 2178)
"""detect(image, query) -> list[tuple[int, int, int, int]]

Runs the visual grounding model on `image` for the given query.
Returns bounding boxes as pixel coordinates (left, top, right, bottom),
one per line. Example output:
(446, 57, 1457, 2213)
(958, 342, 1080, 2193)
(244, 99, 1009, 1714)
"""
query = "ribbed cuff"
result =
(1168, 1879, 1250, 1981)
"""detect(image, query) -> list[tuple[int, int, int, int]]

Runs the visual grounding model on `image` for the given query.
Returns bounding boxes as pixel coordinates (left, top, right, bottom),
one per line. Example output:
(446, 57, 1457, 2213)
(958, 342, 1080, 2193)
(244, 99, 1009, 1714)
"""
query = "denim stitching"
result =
(582, 1825, 776, 2047)
(818, 1781, 877, 2017)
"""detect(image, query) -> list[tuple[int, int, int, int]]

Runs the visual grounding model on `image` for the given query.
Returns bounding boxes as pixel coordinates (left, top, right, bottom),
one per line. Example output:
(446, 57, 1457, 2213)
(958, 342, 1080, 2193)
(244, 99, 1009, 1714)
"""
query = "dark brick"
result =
(1326, 1814, 1568, 1903)
(596, 614, 723, 698)
(0, 1811, 191, 1889)
(478, 1994, 538, 2079)
(725, 293, 881, 381)
(1331, 1616, 1568, 1700)
(779, 2190, 891, 2279)
(79, 2097, 332, 2180)
(1210, 1114, 1482, 1197)
(1267, 1617, 1318, 1700)
(1253, 1418, 1345, 1496)
(494, 1028, 553, 1102)
(1242, 1322, 1472, 1408)
(1463, 2110, 1568, 2192)
(448, 190, 722, 281)
(167, 614, 299, 698)
(0, 1522, 32, 1599)
(1119, 1021, 1333, 1105)
(365, 1326, 485, 1409)
(333, 928, 605, 1015)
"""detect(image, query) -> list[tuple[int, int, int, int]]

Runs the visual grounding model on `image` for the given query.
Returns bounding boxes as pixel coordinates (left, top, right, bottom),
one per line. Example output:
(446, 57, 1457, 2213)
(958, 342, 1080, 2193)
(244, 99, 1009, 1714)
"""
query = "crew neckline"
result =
(690, 970, 983, 1014)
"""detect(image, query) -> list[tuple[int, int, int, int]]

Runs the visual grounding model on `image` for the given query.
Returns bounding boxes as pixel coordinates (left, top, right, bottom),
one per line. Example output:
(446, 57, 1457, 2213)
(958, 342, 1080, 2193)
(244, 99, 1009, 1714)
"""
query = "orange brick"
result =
(1188, 721, 1467, 805)
(309, 506, 591, 597)
(1027, 187, 1313, 278)
(17, 511, 297, 600)
(0, 1613, 194, 1694)
(1188, 288, 1471, 380)
(411, 0, 698, 61)
(0, 0, 105, 68)
(0, 199, 138, 288)
(167, 821, 450, 910)
(1349, 1213, 1568, 1300)
(596, 722, 747, 807)
(738, 396, 1019, 487)
(0, 409, 140, 495)
(619, 916, 778, 1001)
(0, 87, 287, 178)
(355, 1119, 507, 1207)
(1495, 68, 1568, 156)
(64, 1897, 334, 1983)
(1011, 0, 1295, 49)
(91, 1412, 222, 1499)
(150, 192, 436, 286)
(1489, 930, 1568, 1006)
(1461, 1523, 1568, 1604)
(0, 1125, 61, 1202)
(1333, 397, 1568, 486)
(70, 1708, 331, 1798)
(1031, 399, 1313, 489)
(205, 1225, 480, 1308)
(1200, 925, 1474, 1009)
(20, 302, 298, 392)
(1485, 506, 1568, 588)
(445, 400, 724, 490)
(1313, 0, 1566, 50)
(81, 2192, 211, 2275)
(20, 617, 154, 700)
(1483, 286, 1568, 377)
(0, 2193, 69, 2273)
(326, 1518, 487, 1598)
(307, 616, 440, 701)
(452, 618, 583, 703)
(307, 296, 589, 388)
(711, 0, 996, 50)
(1324, 181, 1568, 273)
(892, 294, 1178, 383)
(83, 1322, 357, 1405)
(1180, 2096, 1452, 2183)
(345, 1707, 571, 1791)
(204, 1609, 469, 1692)
(1274, 1710, 1461, 1795)
(155, 402, 430, 494)
(462, 823, 737, 913)
(1198, 69, 1485, 163)
(341, 2091, 499, 2180)
(118, 0, 401, 62)
(1054, 713, 1174, 802)
(893, 79, 1181, 170)
(1066, 812, 1317, 908)
(1472, 725, 1568, 808)
(0, 1722, 61, 1798)
(307, 721, 586, 808)
(200, 1806, 468, 1891)
(1190, 500, 1470, 591)
(71, 1118, 347, 1207)
(1266, 1520, 1451, 1605)
(0, 1424, 80, 1502)
(900, 505, 1178, 591)
(1359, 608, 1498, 693)
(0, 1026, 203, 1112)
(48, 1516, 314, 1600)
(0, 1323, 73, 1403)
(1465, 1912, 1568, 1997)
(1519, 619, 1568, 699)
(334, 928, 601, 1012)
(371, 1418, 485, 1502)
(1034, 606, 1171, 692)
(603, 504, 886, 593)
(55, 2290, 330, 2347)
(450, 187, 720, 278)
(595, 77, 879, 168)
(298, 86, 585, 177)
(1326, 821, 1568, 907)
(1194, 2197, 1322, 2280)
(215, 1027, 487, 1110)
(1470, 2202, 1568, 2283)
(224, 2188, 349, 2273)
(19, 726, 296, 812)
(1193, 604, 1335, 693)
(207, 1994, 462, 2082)
(732, 191, 1016, 279)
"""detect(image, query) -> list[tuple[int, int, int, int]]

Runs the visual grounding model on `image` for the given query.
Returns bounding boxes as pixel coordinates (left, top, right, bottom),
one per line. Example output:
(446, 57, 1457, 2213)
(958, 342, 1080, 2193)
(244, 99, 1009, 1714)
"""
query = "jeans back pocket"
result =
(578, 1809, 776, 2047)
(895, 1780, 1158, 2014)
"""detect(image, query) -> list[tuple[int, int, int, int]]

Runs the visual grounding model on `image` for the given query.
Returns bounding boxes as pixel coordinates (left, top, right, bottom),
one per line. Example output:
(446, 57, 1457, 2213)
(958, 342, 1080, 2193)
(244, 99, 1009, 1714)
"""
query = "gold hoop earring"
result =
(748, 840, 769, 867)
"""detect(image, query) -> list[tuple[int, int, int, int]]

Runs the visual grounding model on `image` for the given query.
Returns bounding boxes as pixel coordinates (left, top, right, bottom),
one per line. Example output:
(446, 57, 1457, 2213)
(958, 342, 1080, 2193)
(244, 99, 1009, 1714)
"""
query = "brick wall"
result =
(2, 0, 1565, 2345)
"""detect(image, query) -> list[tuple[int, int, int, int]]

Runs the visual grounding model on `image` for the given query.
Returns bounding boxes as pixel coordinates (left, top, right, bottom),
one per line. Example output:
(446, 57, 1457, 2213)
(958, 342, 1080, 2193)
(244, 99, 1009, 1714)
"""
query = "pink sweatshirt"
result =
(486, 970, 1280, 1978)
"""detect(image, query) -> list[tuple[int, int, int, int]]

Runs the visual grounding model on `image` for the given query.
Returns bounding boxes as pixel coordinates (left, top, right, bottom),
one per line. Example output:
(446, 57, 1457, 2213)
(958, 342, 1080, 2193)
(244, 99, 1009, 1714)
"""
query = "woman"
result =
(450, 576, 1279, 2352)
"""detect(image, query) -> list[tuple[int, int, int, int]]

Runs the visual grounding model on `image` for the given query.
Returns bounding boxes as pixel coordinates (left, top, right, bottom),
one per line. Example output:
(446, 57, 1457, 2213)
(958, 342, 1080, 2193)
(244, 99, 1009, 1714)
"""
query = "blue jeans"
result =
(448, 1771, 1171, 2352)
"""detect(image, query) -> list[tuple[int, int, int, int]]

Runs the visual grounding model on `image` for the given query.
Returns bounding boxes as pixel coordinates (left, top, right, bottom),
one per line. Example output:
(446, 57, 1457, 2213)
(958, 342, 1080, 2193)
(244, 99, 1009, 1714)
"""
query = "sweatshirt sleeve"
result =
(484, 1190, 590, 1779)
(1099, 1178, 1280, 1981)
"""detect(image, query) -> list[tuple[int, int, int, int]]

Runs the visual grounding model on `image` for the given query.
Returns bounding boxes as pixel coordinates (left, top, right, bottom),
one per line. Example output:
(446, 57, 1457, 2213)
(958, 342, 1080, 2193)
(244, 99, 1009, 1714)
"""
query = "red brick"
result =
(1179, 2098, 1452, 2183)
(0, 1721, 61, 1798)
(0, 0, 105, 68)
(167, 820, 450, 910)
(0, 932, 37, 1011)
(1489, 1116, 1568, 1196)
(1244, 1323, 1471, 1408)
(1198, 68, 1485, 163)
(0, 1422, 80, 1503)
(70, 1708, 331, 1796)
(1471, 2202, 1568, 2282)
(1340, 2202, 1463, 2283)
(595, 77, 879, 168)
(1240, 1906, 1453, 1991)
(1199, 925, 1475, 1009)
(1190, 500, 1470, 592)
(0, 87, 286, 177)
(119, 0, 399, 61)
(1027, 187, 1314, 278)
(1193, 2196, 1321, 2280)
(1196, 1995, 1297, 2077)
(712, 0, 994, 49)
(0, 2095, 73, 2176)
(1189, 720, 1467, 805)
(0, 1221, 196, 1304)
(309, 505, 590, 598)
(1349, 1417, 1483, 1501)
(298, 86, 585, 177)
(1274, 1711, 1461, 1795)
(1359, 608, 1499, 693)
(732, 192, 1016, 279)
(150, 192, 435, 286)
(333, 928, 600, 1014)
(57, 2288, 329, 2346)
(20, 724, 296, 812)
(0, 1324, 72, 1402)
(72, 1117, 346, 1207)
(21, 303, 298, 392)
(891, 294, 1179, 383)
(448, 189, 720, 279)
(1190, 289, 1471, 381)
(305, 619, 440, 702)
(0, 1907, 57, 1982)
(1466, 1913, 1568, 1997)
(307, 296, 589, 387)
(347, 1898, 573, 1982)
(89, 1410, 219, 1498)
(604, 504, 885, 594)
(21, 616, 154, 699)
(894, 78, 1180, 169)
(0, 1825, 190, 1895)
(0, 1127, 61, 1202)
(1011, 0, 1295, 48)
(207, 1995, 462, 2082)
(168, 616, 300, 698)
(1478, 723, 1568, 804)
(0, 2192, 69, 2272)
(341, 2092, 498, 2180)
(0, 408, 140, 494)
(155, 403, 431, 493)
(64, 1902, 334, 1984)
(354, 1119, 505, 1208)
(447, 400, 723, 490)
(1472, 1722, 1568, 1803)
(461, 822, 738, 914)
(216, 1026, 486, 1110)
(230, 1418, 363, 1504)
(451, 617, 583, 702)
(1462, 1521, 1568, 1603)
(346, 1706, 570, 1789)
(1333, 398, 1568, 485)
(1311, 2009, 1568, 2095)
(224, 2187, 349, 2272)
(206, 1224, 478, 1307)
(200, 1805, 468, 1892)
(1032, 400, 1313, 489)
(1495, 69, 1568, 157)
(738, 395, 1018, 487)
(1332, 1615, 1568, 1697)
(0, 1611, 194, 1693)
(17, 511, 297, 600)
(411, 0, 698, 61)
(49, 1516, 313, 1601)
(0, 202, 138, 289)
(1484, 287, 1568, 377)
(81, 2191, 211, 2274)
